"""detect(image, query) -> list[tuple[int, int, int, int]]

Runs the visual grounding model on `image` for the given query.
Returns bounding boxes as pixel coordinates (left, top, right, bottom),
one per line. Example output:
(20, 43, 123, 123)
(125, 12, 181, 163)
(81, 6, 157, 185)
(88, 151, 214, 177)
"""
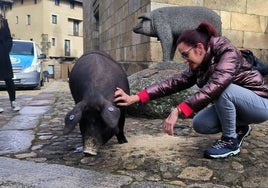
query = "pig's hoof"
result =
(83, 147, 98, 156)
(84, 137, 98, 155)
(117, 135, 128, 144)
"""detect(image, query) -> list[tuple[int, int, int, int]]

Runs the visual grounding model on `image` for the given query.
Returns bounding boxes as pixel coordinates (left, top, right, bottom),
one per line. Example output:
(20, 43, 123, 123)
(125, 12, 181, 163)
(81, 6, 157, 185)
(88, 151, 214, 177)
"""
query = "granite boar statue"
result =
(64, 51, 130, 155)
(133, 6, 222, 61)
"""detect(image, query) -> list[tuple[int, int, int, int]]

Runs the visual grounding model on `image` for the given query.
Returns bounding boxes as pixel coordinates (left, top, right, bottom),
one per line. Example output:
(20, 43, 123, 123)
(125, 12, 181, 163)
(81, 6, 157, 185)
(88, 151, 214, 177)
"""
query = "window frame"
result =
(26, 14, 31, 25)
(51, 14, 58, 24)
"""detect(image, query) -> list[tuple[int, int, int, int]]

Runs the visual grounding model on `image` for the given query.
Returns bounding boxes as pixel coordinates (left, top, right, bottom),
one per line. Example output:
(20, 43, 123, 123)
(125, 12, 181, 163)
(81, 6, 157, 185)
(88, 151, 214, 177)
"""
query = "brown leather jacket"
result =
(145, 36, 268, 112)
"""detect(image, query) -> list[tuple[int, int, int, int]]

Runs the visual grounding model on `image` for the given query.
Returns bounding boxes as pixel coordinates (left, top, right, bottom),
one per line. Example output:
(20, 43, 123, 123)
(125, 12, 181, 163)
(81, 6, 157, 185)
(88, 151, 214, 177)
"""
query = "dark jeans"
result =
(4, 77, 16, 102)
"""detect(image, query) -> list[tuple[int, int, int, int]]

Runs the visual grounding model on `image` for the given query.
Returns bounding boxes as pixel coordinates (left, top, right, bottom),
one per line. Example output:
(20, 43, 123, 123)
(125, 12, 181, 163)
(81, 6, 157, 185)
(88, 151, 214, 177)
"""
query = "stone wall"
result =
(84, 0, 268, 74)
(209, 0, 268, 62)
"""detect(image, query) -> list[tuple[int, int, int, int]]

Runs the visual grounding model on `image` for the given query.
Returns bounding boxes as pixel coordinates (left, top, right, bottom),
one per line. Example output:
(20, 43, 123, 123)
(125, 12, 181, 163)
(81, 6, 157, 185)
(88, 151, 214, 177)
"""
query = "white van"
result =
(0, 40, 46, 89)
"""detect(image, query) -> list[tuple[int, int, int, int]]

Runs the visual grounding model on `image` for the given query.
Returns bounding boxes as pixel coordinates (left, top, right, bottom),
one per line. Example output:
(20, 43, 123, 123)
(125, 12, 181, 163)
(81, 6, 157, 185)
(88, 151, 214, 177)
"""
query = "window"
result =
(21, 0, 23, 4)
(16, 16, 18, 24)
(68, 18, 80, 36)
(48, 65, 54, 78)
(64, 40, 70, 56)
(55, 0, 60, 6)
(10, 41, 34, 55)
(70, 0, 75, 9)
(73, 20, 79, 36)
(51, 38, 56, 46)
(27, 15, 31, 25)
(52, 15, 57, 24)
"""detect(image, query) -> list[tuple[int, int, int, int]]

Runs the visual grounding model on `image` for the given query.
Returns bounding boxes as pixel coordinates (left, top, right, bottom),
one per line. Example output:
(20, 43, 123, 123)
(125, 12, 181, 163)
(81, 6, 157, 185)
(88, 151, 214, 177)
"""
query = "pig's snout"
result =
(133, 24, 142, 33)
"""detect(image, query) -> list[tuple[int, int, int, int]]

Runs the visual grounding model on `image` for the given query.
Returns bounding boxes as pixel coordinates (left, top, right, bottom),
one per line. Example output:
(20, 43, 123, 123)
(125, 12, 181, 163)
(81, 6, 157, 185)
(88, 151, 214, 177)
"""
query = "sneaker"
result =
(204, 137, 240, 159)
(236, 125, 252, 147)
(0, 107, 3, 113)
(11, 101, 21, 111)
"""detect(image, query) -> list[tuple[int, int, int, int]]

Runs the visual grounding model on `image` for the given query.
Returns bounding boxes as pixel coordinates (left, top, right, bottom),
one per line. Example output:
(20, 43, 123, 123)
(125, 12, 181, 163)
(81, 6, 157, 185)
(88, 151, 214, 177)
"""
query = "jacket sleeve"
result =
(137, 67, 197, 102)
(137, 89, 150, 103)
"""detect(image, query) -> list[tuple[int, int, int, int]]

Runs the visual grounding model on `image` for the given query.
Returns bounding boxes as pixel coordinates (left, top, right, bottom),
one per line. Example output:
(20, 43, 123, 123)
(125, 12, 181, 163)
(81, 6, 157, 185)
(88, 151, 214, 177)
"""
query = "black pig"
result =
(64, 51, 130, 155)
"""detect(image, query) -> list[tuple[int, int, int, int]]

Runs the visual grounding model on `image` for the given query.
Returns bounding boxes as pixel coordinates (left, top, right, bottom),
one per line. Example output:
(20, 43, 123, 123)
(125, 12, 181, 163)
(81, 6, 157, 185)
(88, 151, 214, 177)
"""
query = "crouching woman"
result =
(114, 22, 268, 159)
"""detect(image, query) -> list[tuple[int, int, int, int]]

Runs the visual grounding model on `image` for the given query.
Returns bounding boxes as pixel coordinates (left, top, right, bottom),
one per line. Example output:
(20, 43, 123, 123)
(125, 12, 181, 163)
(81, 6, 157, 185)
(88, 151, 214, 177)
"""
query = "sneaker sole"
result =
(204, 148, 240, 159)
(239, 125, 252, 147)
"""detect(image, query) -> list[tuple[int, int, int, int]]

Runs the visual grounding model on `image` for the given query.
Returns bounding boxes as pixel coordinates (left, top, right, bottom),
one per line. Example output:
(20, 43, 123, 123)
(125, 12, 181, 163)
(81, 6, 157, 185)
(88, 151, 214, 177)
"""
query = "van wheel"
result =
(34, 81, 41, 90)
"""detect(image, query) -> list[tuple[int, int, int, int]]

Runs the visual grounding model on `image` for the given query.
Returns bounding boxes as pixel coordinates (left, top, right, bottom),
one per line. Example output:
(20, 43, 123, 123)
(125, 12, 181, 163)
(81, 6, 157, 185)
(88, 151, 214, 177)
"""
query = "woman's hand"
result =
(114, 87, 140, 106)
(163, 108, 181, 135)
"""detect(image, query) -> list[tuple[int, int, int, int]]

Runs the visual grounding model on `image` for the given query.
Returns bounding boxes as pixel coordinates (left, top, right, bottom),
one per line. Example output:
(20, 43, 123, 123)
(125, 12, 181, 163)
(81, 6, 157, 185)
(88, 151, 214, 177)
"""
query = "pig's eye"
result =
(69, 114, 75, 121)
(108, 106, 114, 112)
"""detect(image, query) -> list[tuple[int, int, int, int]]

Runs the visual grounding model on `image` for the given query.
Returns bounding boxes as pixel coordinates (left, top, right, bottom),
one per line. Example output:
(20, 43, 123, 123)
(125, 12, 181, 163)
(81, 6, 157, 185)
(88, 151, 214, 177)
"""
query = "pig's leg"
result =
(79, 118, 99, 155)
(170, 38, 178, 61)
(84, 137, 99, 155)
(116, 111, 128, 144)
(153, 16, 174, 61)
(159, 34, 173, 61)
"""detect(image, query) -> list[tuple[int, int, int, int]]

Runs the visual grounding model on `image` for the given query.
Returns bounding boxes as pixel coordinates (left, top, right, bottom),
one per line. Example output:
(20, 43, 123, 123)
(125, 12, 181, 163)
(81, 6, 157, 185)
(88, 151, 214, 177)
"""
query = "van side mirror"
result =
(38, 54, 46, 59)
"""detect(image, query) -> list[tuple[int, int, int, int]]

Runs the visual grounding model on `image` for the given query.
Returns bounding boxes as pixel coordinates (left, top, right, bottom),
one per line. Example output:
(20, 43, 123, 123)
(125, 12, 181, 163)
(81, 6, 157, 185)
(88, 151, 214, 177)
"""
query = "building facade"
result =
(5, 0, 83, 79)
(84, 0, 268, 75)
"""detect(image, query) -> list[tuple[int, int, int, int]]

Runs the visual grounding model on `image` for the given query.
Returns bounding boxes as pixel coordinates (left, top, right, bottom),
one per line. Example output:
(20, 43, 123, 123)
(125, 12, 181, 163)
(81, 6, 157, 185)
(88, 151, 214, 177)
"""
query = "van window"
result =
(10, 41, 34, 55)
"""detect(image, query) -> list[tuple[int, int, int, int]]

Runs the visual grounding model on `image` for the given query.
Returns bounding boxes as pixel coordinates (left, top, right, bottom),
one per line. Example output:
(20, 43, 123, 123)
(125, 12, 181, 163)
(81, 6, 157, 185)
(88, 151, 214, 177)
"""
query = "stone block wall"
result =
(212, 0, 268, 62)
(84, 0, 268, 74)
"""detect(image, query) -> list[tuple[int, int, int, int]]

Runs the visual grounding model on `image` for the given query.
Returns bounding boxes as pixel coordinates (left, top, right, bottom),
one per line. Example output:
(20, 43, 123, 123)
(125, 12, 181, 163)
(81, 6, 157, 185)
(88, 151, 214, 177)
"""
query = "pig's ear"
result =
(63, 101, 87, 135)
(100, 100, 121, 129)
(138, 13, 151, 20)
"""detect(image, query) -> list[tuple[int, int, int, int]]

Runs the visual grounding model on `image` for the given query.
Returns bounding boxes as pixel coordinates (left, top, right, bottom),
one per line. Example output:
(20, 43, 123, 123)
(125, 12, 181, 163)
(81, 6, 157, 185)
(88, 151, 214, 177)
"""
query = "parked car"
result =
(0, 39, 46, 89)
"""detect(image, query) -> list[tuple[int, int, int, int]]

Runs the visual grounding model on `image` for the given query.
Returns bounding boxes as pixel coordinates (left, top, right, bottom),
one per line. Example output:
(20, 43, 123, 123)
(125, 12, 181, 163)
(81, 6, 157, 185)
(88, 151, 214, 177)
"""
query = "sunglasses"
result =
(181, 44, 197, 59)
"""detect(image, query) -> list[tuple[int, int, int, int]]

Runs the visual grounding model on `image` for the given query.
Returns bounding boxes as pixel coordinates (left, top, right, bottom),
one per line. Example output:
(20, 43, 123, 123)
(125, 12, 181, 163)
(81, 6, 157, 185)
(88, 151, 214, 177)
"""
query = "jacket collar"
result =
(198, 40, 213, 71)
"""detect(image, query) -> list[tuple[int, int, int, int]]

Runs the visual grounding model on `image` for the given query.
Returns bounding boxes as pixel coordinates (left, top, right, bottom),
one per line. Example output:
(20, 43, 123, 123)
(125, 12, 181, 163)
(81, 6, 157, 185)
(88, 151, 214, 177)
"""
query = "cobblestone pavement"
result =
(0, 80, 267, 188)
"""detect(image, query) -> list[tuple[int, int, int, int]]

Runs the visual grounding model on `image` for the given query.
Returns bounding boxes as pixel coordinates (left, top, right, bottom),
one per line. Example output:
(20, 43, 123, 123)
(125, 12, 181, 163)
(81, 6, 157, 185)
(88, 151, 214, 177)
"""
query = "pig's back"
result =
(69, 51, 129, 102)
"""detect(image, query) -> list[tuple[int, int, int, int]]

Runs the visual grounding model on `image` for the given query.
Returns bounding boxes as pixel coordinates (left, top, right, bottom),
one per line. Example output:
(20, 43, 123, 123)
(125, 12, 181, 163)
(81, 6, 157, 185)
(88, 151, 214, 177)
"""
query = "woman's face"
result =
(178, 42, 206, 71)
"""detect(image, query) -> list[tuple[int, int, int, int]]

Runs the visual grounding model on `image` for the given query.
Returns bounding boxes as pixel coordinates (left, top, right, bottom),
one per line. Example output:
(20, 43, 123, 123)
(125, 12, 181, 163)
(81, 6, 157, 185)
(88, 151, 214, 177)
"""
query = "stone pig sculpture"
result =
(64, 51, 130, 155)
(133, 6, 222, 61)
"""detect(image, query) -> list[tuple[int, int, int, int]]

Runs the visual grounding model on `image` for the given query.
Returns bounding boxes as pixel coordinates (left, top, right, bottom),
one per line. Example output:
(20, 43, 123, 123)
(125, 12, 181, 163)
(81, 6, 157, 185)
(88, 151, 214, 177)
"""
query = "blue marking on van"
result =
(0, 39, 46, 89)
(10, 55, 34, 68)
